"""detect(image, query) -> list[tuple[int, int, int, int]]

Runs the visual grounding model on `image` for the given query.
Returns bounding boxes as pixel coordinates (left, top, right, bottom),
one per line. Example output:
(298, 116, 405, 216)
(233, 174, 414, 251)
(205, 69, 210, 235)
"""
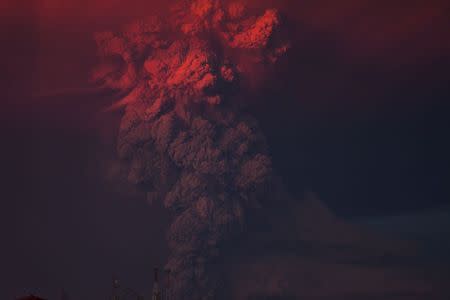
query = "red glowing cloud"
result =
(3, 0, 448, 110)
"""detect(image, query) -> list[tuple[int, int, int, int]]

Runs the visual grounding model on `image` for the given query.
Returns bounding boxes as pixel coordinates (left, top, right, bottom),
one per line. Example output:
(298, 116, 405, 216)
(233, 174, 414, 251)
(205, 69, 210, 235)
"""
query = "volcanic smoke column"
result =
(93, 1, 290, 299)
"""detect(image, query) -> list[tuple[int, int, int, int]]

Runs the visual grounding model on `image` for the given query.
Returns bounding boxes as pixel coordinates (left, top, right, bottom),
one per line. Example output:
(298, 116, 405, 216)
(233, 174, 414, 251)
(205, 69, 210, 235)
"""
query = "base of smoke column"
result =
(215, 195, 449, 300)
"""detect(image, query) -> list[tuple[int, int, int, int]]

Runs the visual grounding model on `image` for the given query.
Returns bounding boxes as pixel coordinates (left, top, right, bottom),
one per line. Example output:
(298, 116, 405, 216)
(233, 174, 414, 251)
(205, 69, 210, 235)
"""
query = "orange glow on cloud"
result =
(4, 0, 448, 104)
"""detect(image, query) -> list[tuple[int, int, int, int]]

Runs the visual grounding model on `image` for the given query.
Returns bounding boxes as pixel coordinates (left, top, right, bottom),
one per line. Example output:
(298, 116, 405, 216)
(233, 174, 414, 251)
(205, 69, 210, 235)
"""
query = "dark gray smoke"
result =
(93, 1, 290, 298)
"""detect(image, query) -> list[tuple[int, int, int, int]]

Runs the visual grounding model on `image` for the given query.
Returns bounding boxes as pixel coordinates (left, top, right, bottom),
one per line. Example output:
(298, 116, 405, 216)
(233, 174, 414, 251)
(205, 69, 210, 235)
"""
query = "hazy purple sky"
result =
(1, 0, 449, 298)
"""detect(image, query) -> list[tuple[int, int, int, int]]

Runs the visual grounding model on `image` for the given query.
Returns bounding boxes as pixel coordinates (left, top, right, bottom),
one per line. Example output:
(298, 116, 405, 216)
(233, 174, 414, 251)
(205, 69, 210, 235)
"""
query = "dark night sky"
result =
(1, 0, 450, 299)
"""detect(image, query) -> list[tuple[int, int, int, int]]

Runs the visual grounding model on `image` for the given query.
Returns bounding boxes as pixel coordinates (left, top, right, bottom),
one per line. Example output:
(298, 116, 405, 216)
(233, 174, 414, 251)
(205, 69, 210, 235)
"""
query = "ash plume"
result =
(93, 1, 290, 299)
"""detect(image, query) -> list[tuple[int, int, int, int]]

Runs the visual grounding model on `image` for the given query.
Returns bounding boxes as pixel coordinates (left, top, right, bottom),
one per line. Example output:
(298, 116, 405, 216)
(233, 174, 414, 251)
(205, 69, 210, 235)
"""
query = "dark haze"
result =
(1, 0, 449, 299)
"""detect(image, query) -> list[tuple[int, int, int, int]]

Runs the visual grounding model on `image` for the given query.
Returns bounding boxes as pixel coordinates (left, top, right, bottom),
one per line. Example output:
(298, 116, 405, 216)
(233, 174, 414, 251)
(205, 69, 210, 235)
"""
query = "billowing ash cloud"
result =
(93, 1, 290, 298)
